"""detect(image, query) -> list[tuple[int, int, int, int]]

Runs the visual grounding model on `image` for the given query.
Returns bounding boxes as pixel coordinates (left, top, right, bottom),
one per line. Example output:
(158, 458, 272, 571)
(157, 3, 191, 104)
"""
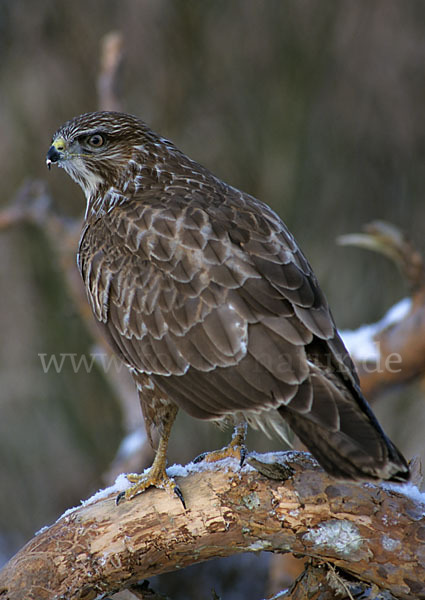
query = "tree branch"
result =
(0, 452, 424, 600)
(338, 220, 425, 399)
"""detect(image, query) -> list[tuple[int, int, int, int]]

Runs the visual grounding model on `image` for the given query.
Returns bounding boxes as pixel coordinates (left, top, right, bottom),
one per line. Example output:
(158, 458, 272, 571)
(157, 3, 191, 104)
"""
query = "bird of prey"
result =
(46, 111, 409, 503)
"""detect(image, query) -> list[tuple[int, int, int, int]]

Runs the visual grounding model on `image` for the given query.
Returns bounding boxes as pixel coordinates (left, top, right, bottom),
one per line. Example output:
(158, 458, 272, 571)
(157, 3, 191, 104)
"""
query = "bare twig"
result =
(338, 220, 425, 294)
(338, 220, 425, 398)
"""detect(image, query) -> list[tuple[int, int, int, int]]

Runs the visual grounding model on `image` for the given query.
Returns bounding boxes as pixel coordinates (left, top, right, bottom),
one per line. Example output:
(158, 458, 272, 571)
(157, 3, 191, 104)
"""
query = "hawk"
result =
(46, 111, 409, 503)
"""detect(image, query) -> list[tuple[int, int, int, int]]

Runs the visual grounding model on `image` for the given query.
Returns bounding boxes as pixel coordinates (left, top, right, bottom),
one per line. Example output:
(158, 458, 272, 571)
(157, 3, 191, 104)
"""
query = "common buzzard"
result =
(46, 111, 409, 503)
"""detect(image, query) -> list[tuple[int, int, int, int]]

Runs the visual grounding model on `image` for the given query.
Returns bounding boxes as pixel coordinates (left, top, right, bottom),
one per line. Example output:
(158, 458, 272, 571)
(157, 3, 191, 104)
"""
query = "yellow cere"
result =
(52, 137, 66, 151)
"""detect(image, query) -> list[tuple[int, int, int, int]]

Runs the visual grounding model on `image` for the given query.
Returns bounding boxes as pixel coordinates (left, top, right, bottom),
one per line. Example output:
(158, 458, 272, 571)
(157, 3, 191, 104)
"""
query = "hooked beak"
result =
(46, 137, 66, 170)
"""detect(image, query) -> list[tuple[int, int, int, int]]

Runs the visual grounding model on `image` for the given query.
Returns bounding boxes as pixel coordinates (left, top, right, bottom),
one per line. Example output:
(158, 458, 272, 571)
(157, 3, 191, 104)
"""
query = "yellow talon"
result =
(194, 422, 247, 467)
(118, 469, 184, 506)
(116, 404, 186, 508)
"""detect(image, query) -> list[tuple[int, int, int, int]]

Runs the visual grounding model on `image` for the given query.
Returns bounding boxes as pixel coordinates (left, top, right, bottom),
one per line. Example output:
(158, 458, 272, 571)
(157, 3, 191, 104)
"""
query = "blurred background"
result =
(1, 0, 425, 597)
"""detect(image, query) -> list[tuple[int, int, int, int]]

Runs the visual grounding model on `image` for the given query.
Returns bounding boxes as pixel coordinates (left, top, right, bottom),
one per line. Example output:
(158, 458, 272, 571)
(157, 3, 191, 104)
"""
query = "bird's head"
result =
(46, 111, 159, 199)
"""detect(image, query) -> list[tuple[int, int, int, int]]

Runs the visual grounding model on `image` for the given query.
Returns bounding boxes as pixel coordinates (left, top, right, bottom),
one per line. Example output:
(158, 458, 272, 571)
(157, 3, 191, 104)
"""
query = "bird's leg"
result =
(117, 404, 185, 507)
(193, 422, 248, 467)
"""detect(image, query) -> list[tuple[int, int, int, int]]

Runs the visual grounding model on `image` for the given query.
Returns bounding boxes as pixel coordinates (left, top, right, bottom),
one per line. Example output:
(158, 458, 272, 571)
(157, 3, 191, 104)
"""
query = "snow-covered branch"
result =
(0, 452, 424, 600)
(341, 294, 425, 399)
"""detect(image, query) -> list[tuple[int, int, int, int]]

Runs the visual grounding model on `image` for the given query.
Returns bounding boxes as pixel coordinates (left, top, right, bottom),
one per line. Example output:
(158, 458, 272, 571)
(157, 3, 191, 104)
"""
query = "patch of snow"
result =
(82, 473, 131, 506)
(340, 297, 411, 361)
(340, 325, 381, 361)
(59, 505, 81, 521)
(169, 450, 303, 478)
(35, 525, 49, 536)
(382, 481, 425, 511)
(303, 519, 362, 556)
(167, 463, 190, 478)
(58, 473, 132, 521)
(167, 455, 256, 478)
(379, 297, 412, 329)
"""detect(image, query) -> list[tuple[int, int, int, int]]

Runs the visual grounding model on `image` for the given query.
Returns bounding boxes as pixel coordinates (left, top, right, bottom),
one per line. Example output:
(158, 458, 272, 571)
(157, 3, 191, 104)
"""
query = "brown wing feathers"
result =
(72, 112, 409, 483)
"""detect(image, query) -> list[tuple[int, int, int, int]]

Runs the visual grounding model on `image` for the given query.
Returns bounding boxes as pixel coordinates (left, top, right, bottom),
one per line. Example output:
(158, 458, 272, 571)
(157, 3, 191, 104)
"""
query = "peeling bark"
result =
(0, 452, 424, 600)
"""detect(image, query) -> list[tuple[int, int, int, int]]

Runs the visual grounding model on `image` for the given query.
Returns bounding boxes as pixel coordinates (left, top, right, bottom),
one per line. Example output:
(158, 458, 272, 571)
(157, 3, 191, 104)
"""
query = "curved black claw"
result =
(115, 476, 186, 508)
(174, 485, 186, 510)
(193, 451, 208, 464)
(116, 491, 126, 505)
(239, 445, 247, 468)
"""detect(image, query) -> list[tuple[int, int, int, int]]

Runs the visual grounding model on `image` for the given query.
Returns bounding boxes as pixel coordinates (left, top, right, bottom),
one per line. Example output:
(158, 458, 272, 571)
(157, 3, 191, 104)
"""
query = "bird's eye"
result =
(87, 134, 105, 148)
